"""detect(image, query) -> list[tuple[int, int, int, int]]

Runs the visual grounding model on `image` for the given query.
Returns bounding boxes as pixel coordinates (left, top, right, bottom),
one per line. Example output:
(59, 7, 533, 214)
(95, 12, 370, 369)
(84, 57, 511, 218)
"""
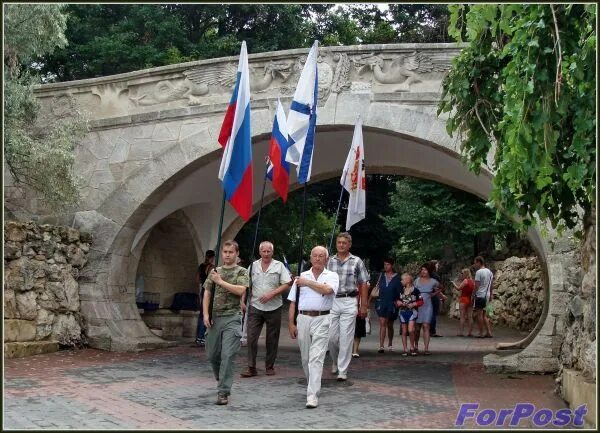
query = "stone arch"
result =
(71, 89, 573, 373)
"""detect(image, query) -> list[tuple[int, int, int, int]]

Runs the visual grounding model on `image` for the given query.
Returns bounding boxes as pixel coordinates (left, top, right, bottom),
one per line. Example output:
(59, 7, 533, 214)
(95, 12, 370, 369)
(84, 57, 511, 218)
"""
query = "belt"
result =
(336, 292, 358, 298)
(299, 310, 330, 317)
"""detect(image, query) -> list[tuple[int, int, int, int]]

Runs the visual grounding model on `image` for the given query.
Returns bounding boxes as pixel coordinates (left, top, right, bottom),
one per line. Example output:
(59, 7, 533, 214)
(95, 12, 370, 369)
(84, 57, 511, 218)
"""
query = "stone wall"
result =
(446, 257, 545, 332)
(558, 207, 597, 382)
(4, 221, 91, 354)
(400, 256, 545, 332)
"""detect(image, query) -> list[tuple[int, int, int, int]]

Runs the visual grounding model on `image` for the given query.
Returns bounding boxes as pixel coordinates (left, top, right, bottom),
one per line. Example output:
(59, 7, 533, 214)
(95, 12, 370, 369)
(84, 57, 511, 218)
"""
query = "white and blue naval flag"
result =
(285, 40, 319, 185)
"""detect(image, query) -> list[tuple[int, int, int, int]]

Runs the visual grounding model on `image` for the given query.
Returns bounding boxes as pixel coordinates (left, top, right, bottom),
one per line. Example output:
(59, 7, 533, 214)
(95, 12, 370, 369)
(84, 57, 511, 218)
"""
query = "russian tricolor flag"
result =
(217, 41, 253, 221)
(267, 100, 290, 202)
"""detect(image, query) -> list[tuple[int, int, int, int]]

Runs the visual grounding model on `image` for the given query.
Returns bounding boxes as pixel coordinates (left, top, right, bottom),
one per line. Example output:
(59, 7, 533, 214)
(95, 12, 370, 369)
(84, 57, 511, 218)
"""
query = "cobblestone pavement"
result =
(4, 315, 581, 429)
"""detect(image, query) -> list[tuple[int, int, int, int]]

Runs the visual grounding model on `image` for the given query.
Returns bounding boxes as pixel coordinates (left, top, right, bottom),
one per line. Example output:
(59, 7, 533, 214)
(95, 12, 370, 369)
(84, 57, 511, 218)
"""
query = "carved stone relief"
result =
(352, 51, 451, 92)
(35, 46, 460, 121)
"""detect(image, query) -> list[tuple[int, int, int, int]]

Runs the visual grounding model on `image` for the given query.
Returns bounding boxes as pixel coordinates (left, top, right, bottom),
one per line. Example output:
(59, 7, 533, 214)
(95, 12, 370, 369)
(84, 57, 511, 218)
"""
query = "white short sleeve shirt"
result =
(287, 268, 339, 311)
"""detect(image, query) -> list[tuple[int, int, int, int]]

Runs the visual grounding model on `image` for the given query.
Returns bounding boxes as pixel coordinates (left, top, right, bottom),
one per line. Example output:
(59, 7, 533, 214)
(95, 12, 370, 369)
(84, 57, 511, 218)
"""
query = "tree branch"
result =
(550, 5, 562, 105)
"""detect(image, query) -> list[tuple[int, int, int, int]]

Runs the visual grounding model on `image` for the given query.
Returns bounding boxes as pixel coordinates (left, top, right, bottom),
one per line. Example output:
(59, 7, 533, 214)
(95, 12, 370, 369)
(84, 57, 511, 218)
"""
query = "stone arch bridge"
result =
(17, 43, 577, 373)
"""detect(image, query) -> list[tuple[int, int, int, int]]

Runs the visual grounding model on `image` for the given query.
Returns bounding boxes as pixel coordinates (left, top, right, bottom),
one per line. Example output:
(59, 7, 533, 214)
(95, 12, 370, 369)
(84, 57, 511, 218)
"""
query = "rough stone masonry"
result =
(4, 221, 91, 358)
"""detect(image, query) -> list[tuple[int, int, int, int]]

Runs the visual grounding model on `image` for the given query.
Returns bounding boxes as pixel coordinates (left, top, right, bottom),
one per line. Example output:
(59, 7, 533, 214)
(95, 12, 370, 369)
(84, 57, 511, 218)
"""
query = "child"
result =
(395, 273, 424, 356)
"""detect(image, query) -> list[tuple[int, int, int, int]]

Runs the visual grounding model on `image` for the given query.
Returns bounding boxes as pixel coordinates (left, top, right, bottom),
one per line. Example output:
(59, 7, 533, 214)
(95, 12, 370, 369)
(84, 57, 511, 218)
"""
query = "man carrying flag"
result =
(327, 118, 369, 382)
(217, 40, 253, 221)
(267, 99, 291, 202)
(205, 41, 252, 406)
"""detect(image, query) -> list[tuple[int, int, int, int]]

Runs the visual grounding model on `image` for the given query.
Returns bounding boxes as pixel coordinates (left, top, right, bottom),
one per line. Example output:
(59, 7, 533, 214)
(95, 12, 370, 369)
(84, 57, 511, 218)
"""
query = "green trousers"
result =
(206, 313, 242, 395)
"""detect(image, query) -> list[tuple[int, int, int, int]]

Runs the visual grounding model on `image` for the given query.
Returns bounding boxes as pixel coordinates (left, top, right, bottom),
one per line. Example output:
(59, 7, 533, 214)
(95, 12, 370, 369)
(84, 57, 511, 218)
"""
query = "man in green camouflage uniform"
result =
(203, 240, 249, 405)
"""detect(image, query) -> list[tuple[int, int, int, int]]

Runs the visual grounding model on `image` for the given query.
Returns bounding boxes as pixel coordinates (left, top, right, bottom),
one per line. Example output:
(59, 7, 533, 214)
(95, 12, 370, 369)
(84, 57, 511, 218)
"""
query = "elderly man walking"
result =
(288, 246, 339, 409)
(328, 232, 369, 381)
(241, 241, 292, 378)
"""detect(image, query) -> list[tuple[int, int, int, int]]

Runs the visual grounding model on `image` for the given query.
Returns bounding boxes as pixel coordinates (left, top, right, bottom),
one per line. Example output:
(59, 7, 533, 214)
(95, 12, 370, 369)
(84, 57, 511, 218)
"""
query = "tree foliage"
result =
(4, 4, 88, 211)
(438, 4, 596, 234)
(36, 4, 451, 81)
(383, 178, 516, 264)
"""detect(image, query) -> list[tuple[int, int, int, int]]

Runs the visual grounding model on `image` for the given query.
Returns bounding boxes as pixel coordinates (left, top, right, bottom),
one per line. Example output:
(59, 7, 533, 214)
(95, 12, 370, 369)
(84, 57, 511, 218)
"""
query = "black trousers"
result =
(246, 305, 282, 369)
(431, 295, 440, 334)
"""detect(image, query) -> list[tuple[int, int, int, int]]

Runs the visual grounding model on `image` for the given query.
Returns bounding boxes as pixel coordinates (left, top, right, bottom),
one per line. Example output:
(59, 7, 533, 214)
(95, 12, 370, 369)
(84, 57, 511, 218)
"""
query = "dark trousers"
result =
(246, 305, 282, 370)
(431, 294, 440, 334)
(196, 294, 206, 341)
(196, 310, 206, 341)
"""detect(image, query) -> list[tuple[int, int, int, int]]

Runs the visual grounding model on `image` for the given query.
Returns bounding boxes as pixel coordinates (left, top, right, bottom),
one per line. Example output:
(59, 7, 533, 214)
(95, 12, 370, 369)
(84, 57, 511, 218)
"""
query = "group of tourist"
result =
(365, 256, 495, 359)
(195, 233, 494, 409)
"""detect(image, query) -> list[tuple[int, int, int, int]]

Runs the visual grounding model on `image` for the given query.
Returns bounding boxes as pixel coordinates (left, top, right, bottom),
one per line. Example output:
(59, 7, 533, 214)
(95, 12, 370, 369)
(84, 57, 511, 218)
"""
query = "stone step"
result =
(4, 341, 59, 359)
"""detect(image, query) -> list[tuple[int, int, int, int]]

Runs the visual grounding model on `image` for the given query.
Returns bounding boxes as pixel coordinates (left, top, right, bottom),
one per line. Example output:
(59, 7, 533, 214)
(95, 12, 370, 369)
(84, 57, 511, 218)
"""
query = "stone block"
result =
(72, 211, 121, 254)
(4, 241, 22, 259)
(15, 291, 37, 320)
(4, 289, 19, 319)
(51, 314, 82, 346)
(569, 295, 585, 318)
(4, 319, 37, 342)
(516, 356, 559, 373)
(5, 221, 27, 242)
(549, 291, 573, 316)
(561, 368, 596, 428)
(4, 341, 59, 359)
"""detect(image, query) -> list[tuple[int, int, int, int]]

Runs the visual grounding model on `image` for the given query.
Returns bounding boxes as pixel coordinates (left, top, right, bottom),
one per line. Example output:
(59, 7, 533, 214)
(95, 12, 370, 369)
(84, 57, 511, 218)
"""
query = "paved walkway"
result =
(4, 313, 580, 429)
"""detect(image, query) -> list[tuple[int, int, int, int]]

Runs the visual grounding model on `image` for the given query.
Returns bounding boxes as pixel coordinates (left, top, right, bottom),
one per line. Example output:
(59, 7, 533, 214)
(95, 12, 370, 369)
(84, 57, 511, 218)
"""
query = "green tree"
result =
(36, 4, 452, 82)
(383, 178, 516, 265)
(438, 4, 596, 233)
(235, 190, 337, 271)
(4, 4, 87, 211)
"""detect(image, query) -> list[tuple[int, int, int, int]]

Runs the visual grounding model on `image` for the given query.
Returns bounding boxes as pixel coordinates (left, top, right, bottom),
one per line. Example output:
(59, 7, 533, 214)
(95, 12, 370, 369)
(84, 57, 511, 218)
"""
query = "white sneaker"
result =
(388, 345, 394, 352)
(337, 372, 347, 381)
(306, 397, 318, 408)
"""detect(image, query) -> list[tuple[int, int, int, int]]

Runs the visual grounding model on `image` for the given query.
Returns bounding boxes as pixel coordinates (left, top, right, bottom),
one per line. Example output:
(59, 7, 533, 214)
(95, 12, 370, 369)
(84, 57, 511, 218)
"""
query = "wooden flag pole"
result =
(208, 191, 227, 324)
(328, 170, 349, 253)
(243, 157, 271, 335)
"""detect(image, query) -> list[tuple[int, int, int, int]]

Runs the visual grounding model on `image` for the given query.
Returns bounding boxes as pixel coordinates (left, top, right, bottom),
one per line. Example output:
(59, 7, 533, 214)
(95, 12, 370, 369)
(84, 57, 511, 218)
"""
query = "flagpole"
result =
(208, 191, 227, 323)
(328, 170, 348, 253)
(243, 157, 270, 339)
(294, 183, 308, 325)
(250, 157, 271, 260)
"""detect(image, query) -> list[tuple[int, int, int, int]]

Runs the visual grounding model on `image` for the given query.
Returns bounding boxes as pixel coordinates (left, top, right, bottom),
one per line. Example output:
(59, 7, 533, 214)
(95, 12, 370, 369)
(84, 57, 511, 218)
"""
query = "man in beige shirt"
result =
(240, 241, 292, 377)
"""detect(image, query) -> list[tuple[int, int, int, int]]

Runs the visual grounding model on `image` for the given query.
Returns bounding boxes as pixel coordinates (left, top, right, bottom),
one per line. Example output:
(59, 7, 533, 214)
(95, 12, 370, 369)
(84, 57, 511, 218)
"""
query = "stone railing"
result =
(4, 221, 91, 358)
(33, 43, 462, 126)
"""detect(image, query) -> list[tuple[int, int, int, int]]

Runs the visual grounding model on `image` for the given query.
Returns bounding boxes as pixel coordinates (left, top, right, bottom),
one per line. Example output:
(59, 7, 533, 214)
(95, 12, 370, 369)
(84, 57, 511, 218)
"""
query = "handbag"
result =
(370, 273, 383, 299)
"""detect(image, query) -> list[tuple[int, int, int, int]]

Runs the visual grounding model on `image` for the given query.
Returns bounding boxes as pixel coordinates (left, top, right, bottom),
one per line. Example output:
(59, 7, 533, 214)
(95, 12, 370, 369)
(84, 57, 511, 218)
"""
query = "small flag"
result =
(266, 100, 291, 202)
(342, 116, 366, 230)
(285, 40, 319, 184)
(217, 41, 253, 221)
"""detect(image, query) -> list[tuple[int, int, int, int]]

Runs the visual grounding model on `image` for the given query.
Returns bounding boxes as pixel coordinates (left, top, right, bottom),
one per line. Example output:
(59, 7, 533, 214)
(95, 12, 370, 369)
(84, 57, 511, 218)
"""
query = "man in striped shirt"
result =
(327, 232, 369, 381)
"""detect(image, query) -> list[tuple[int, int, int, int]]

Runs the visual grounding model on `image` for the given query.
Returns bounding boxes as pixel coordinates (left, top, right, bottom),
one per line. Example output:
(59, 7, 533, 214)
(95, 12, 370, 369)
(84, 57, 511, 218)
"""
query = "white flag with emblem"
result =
(341, 116, 366, 230)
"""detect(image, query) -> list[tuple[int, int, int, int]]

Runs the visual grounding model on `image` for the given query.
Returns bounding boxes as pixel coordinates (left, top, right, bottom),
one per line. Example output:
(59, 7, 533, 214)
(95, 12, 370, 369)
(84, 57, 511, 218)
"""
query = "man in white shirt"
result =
(241, 241, 292, 378)
(288, 246, 339, 409)
(473, 256, 494, 338)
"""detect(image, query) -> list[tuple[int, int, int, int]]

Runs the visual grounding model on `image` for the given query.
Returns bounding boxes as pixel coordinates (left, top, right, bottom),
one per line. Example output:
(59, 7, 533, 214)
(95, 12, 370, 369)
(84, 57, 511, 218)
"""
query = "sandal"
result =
(410, 349, 418, 356)
(484, 334, 494, 338)
(401, 351, 408, 357)
(424, 351, 432, 356)
(378, 347, 384, 353)
(352, 353, 360, 358)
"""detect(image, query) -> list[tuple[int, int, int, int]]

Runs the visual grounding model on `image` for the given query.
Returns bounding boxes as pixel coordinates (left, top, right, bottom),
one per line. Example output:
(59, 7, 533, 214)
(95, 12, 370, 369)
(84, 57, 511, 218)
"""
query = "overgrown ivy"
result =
(438, 4, 596, 235)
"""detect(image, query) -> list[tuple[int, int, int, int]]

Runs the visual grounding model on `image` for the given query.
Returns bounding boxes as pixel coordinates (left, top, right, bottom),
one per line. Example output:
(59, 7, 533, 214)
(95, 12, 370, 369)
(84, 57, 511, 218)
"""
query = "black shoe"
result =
(216, 393, 228, 405)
